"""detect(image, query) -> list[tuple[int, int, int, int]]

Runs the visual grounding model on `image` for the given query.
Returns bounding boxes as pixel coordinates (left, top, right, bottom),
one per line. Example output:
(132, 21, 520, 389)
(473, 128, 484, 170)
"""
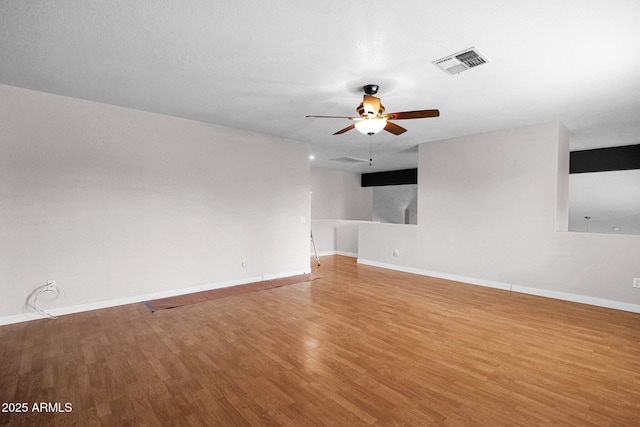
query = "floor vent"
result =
(433, 47, 490, 75)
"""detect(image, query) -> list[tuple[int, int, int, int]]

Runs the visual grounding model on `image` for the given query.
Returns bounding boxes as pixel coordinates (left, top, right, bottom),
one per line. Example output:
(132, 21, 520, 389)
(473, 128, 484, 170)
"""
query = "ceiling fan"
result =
(306, 84, 439, 136)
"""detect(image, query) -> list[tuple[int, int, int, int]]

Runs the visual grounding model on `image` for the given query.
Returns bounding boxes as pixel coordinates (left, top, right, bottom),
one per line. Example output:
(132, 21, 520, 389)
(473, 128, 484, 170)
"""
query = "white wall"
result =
(0, 84, 311, 321)
(309, 168, 374, 257)
(310, 167, 372, 220)
(568, 169, 640, 235)
(310, 220, 373, 257)
(359, 121, 640, 312)
(372, 184, 417, 224)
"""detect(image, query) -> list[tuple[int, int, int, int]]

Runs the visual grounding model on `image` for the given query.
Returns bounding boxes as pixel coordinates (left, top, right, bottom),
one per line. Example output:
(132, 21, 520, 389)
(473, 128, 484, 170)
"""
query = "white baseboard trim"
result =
(357, 259, 511, 291)
(314, 251, 358, 258)
(0, 268, 312, 326)
(511, 285, 640, 314)
(357, 258, 640, 314)
(262, 268, 312, 281)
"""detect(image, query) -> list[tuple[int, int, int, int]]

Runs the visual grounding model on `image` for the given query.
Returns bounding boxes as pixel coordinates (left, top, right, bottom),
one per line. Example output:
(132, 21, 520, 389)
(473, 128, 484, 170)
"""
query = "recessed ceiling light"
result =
(309, 155, 315, 160)
(612, 227, 620, 231)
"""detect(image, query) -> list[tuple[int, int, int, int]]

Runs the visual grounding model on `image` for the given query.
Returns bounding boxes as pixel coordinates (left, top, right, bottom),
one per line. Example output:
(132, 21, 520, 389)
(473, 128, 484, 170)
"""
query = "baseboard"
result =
(314, 250, 358, 258)
(357, 259, 511, 291)
(510, 285, 640, 314)
(357, 258, 640, 314)
(0, 268, 312, 326)
(262, 268, 311, 281)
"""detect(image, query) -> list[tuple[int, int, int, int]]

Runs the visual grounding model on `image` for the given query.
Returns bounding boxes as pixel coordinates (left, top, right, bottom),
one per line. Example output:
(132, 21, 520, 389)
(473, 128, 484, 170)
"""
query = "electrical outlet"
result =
(393, 249, 399, 257)
(46, 279, 57, 290)
(633, 278, 640, 288)
(241, 259, 247, 268)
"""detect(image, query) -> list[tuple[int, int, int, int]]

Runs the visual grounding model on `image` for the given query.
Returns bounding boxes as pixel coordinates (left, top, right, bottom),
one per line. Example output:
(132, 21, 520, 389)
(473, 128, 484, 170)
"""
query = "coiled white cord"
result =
(26, 283, 65, 320)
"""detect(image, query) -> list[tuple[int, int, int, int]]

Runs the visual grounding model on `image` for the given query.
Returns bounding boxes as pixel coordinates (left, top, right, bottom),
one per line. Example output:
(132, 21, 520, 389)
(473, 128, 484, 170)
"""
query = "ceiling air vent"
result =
(433, 47, 490, 75)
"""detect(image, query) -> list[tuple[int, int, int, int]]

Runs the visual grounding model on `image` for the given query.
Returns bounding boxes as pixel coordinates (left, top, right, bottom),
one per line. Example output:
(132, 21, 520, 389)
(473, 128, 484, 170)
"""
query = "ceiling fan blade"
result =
(306, 115, 358, 120)
(385, 109, 440, 120)
(333, 124, 355, 135)
(384, 121, 407, 135)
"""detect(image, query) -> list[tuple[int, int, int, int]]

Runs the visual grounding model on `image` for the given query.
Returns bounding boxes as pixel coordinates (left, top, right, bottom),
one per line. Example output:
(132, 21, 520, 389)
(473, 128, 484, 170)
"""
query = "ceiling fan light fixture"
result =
(306, 84, 438, 136)
(355, 118, 387, 135)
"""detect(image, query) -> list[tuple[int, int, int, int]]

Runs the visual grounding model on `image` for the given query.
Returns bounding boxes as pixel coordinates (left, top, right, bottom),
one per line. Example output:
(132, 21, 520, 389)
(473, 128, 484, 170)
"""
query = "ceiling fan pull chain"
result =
(369, 134, 373, 166)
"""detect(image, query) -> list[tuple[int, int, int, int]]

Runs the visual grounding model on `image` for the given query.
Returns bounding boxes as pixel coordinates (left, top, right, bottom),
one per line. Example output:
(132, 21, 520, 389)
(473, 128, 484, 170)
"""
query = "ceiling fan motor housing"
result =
(363, 84, 379, 95)
(357, 98, 385, 118)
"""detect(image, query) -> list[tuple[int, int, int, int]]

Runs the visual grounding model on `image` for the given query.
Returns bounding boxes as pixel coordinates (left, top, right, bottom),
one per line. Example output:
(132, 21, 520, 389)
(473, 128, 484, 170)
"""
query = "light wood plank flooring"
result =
(1, 255, 640, 426)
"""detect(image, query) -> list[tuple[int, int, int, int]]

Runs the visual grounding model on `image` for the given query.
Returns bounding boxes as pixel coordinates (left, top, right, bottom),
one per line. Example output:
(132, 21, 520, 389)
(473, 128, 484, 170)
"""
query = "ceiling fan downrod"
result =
(363, 84, 379, 96)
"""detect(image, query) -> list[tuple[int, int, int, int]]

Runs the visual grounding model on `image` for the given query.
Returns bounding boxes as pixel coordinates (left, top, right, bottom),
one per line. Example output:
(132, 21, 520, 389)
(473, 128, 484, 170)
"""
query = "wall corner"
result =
(555, 121, 570, 232)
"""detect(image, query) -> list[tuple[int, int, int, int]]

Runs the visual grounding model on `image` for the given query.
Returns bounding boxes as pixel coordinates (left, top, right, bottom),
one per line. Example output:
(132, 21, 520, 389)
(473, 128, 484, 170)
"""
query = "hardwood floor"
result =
(1, 255, 640, 426)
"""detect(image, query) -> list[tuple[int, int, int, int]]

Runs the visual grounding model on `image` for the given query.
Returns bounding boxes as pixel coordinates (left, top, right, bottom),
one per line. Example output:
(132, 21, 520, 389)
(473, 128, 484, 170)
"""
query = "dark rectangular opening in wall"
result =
(570, 144, 640, 174)
(361, 168, 417, 187)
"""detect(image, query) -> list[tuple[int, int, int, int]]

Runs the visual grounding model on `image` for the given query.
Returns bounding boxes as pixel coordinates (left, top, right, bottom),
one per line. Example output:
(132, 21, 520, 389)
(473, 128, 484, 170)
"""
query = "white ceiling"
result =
(1, 0, 639, 173)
